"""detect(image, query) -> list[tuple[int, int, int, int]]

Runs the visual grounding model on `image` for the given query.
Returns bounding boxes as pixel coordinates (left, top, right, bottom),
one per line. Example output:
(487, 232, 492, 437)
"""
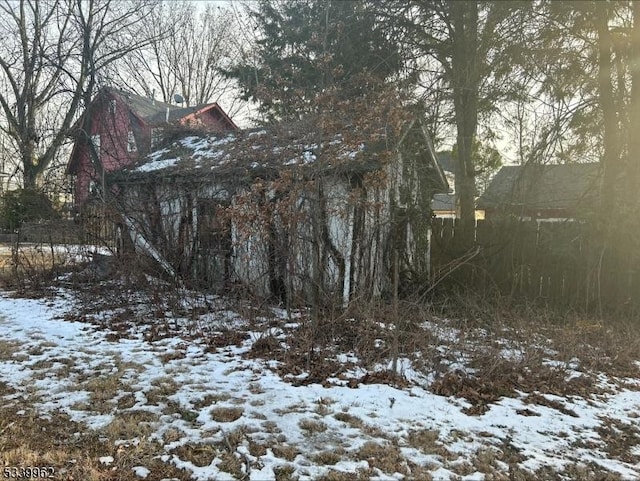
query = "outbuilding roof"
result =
(112, 120, 449, 194)
(477, 163, 602, 211)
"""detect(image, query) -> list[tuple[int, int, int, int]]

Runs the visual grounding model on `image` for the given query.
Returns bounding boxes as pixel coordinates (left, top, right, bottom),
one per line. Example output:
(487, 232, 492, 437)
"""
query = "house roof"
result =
(431, 193, 456, 212)
(107, 88, 237, 129)
(476, 163, 602, 211)
(110, 88, 176, 121)
(111, 120, 449, 194)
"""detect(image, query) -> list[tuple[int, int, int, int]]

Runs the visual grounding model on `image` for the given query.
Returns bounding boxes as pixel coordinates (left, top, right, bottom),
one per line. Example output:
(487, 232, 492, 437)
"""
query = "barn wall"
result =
(229, 197, 272, 298)
(226, 176, 356, 303)
(120, 150, 440, 303)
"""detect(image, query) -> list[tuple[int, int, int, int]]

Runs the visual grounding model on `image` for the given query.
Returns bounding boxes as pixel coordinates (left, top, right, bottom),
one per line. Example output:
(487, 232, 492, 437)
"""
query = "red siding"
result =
(70, 92, 144, 205)
(68, 91, 237, 207)
(178, 104, 238, 131)
(91, 94, 140, 172)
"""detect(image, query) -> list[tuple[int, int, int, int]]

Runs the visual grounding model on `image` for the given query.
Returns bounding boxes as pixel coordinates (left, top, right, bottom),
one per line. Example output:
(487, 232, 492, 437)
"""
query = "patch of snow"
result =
(343, 143, 365, 159)
(147, 148, 170, 162)
(302, 151, 316, 163)
(135, 157, 179, 172)
(0, 289, 639, 480)
(132, 466, 150, 478)
(208, 134, 236, 148)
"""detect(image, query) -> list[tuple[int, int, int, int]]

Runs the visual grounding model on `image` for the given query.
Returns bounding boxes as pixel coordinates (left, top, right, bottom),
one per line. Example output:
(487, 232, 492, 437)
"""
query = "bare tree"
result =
(386, 1, 534, 245)
(0, 0, 159, 191)
(110, 1, 244, 116)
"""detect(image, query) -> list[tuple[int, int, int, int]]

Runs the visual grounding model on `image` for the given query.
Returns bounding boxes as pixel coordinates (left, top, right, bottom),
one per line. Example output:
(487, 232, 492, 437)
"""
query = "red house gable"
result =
(67, 87, 237, 207)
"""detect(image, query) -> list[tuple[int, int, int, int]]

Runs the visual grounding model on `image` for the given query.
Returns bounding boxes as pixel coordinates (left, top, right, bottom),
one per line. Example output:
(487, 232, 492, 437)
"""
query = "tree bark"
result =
(596, 2, 620, 219)
(628, 1, 640, 200)
(451, 1, 479, 247)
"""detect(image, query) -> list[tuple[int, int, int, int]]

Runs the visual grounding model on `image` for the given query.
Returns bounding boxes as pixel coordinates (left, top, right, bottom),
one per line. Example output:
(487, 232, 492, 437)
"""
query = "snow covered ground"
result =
(0, 284, 639, 480)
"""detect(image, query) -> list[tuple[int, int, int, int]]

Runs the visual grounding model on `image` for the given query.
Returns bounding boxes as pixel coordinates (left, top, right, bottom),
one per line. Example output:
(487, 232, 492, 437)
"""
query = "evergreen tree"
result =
(224, 0, 405, 123)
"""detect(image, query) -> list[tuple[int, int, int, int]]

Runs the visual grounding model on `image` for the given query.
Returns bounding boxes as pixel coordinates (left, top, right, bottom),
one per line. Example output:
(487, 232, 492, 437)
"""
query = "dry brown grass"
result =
(271, 443, 300, 461)
(313, 397, 335, 415)
(210, 406, 244, 422)
(407, 428, 442, 454)
(299, 418, 328, 435)
(595, 416, 640, 464)
(355, 440, 410, 475)
(217, 450, 245, 477)
(426, 293, 640, 415)
(274, 401, 309, 415)
(0, 339, 21, 360)
(101, 410, 159, 440)
(315, 469, 373, 481)
(83, 374, 124, 413)
(0, 243, 85, 291)
(248, 439, 268, 457)
(162, 427, 187, 444)
(193, 392, 232, 408)
(274, 463, 298, 481)
(116, 392, 137, 409)
(171, 442, 217, 467)
(311, 449, 344, 465)
(361, 422, 388, 439)
(145, 376, 179, 405)
(551, 318, 640, 378)
(333, 411, 363, 428)
(0, 399, 190, 481)
(1, 258, 638, 481)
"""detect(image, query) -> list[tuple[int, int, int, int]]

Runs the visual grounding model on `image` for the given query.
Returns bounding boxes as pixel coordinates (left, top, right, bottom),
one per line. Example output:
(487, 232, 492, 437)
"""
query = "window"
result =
(151, 128, 163, 149)
(127, 130, 137, 153)
(90, 134, 100, 160)
(109, 99, 116, 115)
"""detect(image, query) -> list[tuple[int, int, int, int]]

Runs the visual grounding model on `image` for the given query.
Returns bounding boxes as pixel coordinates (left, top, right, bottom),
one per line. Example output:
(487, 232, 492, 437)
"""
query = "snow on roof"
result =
(134, 157, 180, 173)
(122, 126, 379, 181)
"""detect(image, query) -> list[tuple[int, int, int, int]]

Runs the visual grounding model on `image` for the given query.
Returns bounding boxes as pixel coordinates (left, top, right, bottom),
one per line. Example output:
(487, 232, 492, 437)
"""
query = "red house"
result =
(66, 87, 238, 208)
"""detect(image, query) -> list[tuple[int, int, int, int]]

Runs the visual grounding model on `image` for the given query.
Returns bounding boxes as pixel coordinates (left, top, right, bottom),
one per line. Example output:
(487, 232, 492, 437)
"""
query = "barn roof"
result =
(112, 120, 448, 193)
(476, 163, 602, 211)
(112, 128, 368, 182)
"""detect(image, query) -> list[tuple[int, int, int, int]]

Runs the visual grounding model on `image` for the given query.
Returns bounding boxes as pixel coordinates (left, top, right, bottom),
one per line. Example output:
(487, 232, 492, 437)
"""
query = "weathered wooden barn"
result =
(110, 120, 448, 305)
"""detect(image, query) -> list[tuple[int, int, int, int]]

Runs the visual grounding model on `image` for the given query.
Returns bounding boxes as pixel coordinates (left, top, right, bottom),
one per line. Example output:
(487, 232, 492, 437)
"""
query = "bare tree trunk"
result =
(596, 3, 620, 218)
(390, 216, 399, 375)
(628, 2, 640, 202)
(451, 1, 479, 248)
(595, 3, 624, 310)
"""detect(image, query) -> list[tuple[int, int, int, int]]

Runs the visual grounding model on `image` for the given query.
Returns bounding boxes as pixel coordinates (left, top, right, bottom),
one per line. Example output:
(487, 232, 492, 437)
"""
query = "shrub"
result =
(0, 189, 58, 230)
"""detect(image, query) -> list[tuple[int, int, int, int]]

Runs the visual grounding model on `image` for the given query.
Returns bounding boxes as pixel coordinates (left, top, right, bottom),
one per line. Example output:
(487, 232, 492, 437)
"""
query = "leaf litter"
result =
(0, 280, 638, 480)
